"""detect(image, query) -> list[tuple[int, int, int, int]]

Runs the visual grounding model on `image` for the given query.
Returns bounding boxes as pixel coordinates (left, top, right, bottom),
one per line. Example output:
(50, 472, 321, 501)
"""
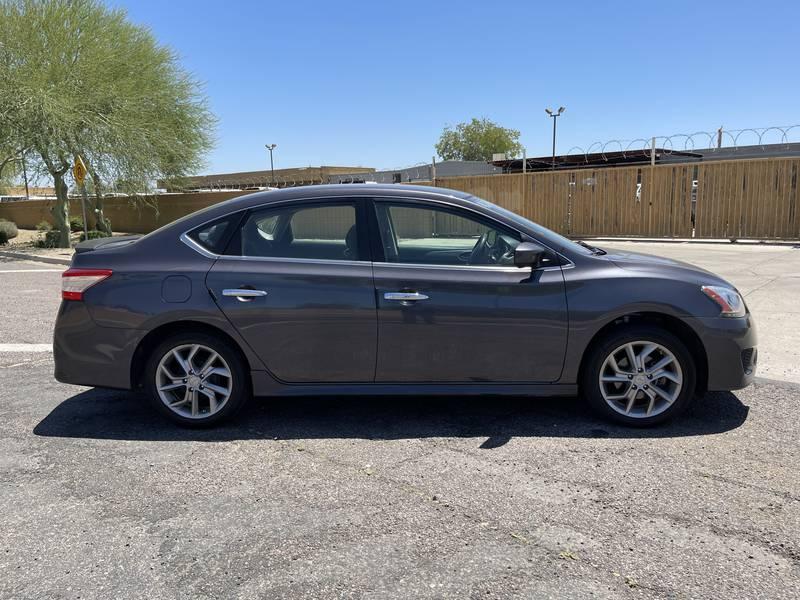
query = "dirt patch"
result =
(1, 228, 134, 261)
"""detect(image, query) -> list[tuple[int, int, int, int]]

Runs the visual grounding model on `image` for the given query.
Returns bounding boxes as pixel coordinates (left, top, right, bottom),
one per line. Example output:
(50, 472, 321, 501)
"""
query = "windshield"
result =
(468, 195, 595, 255)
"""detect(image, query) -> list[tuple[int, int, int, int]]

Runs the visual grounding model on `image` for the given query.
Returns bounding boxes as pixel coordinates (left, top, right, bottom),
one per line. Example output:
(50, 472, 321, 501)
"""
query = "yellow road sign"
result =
(73, 156, 87, 185)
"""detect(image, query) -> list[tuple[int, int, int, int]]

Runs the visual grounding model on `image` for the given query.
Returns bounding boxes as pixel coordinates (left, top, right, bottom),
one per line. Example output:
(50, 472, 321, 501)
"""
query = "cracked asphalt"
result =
(1, 251, 799, 599)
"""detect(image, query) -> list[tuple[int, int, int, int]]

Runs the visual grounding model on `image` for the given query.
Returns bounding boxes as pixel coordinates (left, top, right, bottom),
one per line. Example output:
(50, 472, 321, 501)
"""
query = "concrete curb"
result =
(580, 237, 800, 247)
(0, 250, 72, 266)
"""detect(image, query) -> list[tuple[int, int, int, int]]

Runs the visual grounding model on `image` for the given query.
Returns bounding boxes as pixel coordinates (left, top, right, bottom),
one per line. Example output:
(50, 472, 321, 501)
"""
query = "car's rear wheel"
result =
(582, 325, 697, 426)
(144, 332, 249, 427)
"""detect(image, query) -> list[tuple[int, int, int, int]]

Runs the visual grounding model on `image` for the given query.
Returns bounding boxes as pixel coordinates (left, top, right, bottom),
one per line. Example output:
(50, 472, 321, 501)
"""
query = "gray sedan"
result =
(53, 184, 757, 427)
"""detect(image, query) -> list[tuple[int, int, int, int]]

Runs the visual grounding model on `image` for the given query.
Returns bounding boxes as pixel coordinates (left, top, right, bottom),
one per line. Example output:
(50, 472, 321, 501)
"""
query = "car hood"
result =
(600, 248, 731, 286)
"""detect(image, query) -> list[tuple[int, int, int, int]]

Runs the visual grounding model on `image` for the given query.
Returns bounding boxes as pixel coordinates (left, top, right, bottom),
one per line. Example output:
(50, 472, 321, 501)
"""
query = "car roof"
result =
(231, 183, 474, 206)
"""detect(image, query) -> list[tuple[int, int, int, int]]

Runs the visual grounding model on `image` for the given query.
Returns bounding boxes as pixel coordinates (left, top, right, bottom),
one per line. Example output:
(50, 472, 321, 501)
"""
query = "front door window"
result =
(374, 203, 521, 267)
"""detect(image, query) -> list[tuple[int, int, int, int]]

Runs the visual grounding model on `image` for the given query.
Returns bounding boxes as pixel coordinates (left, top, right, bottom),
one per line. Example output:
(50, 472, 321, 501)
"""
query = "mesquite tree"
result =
(0, 0, 215, 246)
(436, 118, 523, 162)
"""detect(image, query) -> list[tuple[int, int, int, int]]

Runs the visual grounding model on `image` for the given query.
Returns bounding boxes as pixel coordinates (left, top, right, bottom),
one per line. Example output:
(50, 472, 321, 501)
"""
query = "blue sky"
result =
(112, 0, 800, 174)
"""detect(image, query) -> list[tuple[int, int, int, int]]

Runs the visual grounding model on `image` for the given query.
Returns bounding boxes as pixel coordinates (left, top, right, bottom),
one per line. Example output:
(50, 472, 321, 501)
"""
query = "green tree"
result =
(435, 117, 523, 162)
(0, 92, 28, 193)
(0, 0, 215, 246)
(0, 157, 19, 194)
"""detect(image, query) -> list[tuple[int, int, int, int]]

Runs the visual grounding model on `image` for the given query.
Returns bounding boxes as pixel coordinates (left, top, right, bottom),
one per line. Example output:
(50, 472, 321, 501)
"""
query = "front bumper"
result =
(53, 301, 143, 390)
(692, 313, 757, 391)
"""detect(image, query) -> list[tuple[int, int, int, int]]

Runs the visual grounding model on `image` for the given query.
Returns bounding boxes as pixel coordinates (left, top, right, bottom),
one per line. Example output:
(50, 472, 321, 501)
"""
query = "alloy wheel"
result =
(598, 340, 683, 419)
(155, 344, 233, 419)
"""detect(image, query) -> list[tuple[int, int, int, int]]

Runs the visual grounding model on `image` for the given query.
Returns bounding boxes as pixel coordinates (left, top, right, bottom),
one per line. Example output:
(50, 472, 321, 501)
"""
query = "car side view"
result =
(53, 184, 757, 427)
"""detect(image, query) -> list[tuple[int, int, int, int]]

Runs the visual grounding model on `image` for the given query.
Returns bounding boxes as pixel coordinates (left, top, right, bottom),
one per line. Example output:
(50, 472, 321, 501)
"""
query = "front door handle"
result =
(384, 292, 429, 302)
(222, 288, 268, 302)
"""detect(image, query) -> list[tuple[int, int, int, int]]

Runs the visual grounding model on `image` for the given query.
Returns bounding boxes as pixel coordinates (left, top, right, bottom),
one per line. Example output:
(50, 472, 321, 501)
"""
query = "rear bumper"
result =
(693, 314, 757, 391)
(53, 301, 143, 390)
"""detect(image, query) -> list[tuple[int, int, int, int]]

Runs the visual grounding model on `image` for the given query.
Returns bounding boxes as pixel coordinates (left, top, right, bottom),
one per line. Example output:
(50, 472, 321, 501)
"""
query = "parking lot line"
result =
(0, 344, 53, 352)
(0, 269, 64, 273)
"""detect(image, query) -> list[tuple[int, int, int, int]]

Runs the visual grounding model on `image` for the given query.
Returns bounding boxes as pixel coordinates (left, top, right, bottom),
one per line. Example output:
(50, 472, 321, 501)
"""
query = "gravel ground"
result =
(1, 255, 799, 599)
(1, 354, 798, 599)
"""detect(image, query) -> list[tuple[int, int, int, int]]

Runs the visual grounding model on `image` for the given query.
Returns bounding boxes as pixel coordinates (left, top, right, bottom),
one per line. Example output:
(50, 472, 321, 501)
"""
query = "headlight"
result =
(701, 285, 746, 317)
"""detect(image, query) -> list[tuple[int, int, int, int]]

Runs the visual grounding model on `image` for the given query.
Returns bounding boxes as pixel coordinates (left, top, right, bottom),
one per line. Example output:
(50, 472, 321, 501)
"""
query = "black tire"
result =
(143, 331, 250, 427)
(581, 325, 697, 427)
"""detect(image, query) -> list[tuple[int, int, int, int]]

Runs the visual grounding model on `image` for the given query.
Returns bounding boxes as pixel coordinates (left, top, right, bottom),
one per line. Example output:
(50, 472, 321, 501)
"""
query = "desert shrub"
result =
(35, 230, 61, 248)
(0, 220, 19, 244)
(69, 216, 84, 232)
(79, 230, 111, 242)
(36, 221, 52, 232)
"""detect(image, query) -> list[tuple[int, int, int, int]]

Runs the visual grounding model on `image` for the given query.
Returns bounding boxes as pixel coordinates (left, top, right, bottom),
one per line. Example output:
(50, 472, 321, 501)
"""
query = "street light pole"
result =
(265, 144, 277, 186)
(545, 107, 565, 170)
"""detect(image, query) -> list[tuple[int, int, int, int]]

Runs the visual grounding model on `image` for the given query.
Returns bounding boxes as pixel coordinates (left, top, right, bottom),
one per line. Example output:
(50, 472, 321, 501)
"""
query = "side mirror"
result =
(513, 241, 546, 268)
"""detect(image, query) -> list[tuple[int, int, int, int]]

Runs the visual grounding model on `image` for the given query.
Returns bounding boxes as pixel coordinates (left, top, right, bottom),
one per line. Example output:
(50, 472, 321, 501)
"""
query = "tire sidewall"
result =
(144, 332, 249, 427)
(582, 325, 697, 427)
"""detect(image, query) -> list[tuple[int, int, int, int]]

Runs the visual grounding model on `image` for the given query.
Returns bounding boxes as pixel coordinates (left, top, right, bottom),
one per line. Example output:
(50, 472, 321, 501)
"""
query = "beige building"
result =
(161, 166, 375, 191)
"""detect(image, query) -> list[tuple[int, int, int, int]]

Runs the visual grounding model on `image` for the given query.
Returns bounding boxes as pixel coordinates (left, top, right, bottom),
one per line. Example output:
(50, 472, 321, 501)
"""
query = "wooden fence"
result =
(432, 157, 800, 239)
(1, 157, 798, 240)
(0, 191, 246, 233)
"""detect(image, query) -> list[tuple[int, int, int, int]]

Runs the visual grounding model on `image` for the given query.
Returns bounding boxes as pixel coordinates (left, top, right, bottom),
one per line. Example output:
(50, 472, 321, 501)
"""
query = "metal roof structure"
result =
(328, 160, 502, 184)
(493, 143, 800, 173)
(159, 166, 375, 191)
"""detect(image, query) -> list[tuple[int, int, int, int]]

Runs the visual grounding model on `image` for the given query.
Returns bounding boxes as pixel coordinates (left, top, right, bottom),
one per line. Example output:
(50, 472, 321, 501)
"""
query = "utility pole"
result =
(265, 144, 277, 186)
(72, 156, 89, 240)
(545, 107, 565, 170)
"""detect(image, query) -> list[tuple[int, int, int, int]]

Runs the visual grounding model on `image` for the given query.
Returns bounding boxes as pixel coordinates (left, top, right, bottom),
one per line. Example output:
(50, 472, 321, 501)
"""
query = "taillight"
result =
(61, 268, 113, 301)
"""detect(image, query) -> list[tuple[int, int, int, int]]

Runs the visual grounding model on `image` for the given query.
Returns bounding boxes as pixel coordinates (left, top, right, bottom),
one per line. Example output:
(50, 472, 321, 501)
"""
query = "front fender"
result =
(559, 267, 718, 384)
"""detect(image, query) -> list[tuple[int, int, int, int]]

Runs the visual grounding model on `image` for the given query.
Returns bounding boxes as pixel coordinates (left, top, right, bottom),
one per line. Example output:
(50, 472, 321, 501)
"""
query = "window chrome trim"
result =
(218, 254, 368, 267)
(180, 231, 221, 260)
(374, 261, 529, 273)
(374, 261, 568, 273)
(181, 231, 570, 272)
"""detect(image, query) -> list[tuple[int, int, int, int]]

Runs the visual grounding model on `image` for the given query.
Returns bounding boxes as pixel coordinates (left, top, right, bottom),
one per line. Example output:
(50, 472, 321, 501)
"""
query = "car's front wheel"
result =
(144, 332, 249, 427)
(582, 325, 697, 426)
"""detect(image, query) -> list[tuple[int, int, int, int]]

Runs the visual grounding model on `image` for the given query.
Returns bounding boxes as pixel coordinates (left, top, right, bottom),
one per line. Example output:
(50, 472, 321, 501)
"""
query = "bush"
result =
(69, 216, 84, 233)
(36, 221, 52, 232)
(35, 230, 61, 248)
(79, 230, 111, 242)
(0, 220, 19, 244)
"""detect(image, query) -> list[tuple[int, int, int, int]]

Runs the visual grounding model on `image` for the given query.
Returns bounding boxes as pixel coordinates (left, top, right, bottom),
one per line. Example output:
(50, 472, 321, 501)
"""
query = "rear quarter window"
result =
(187, 214, 240, 254)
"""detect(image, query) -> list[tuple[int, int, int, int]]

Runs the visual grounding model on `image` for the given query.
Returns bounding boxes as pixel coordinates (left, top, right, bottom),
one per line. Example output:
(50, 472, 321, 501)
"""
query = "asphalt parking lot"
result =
(1, 246, 799, 599)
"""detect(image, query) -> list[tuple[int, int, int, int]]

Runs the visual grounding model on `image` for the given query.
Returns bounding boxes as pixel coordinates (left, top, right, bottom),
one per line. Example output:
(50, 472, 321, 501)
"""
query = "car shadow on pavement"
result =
(33, 388, 749, 446)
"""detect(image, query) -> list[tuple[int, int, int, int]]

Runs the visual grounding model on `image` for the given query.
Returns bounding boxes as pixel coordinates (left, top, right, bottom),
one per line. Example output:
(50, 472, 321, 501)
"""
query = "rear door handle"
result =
(222, 288, 268, 302)
(384, 292, 429, 302)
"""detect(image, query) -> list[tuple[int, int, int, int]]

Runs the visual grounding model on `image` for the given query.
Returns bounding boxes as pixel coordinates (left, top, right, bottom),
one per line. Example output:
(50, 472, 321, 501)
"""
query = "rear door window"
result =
(239, 203, 362, 261)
